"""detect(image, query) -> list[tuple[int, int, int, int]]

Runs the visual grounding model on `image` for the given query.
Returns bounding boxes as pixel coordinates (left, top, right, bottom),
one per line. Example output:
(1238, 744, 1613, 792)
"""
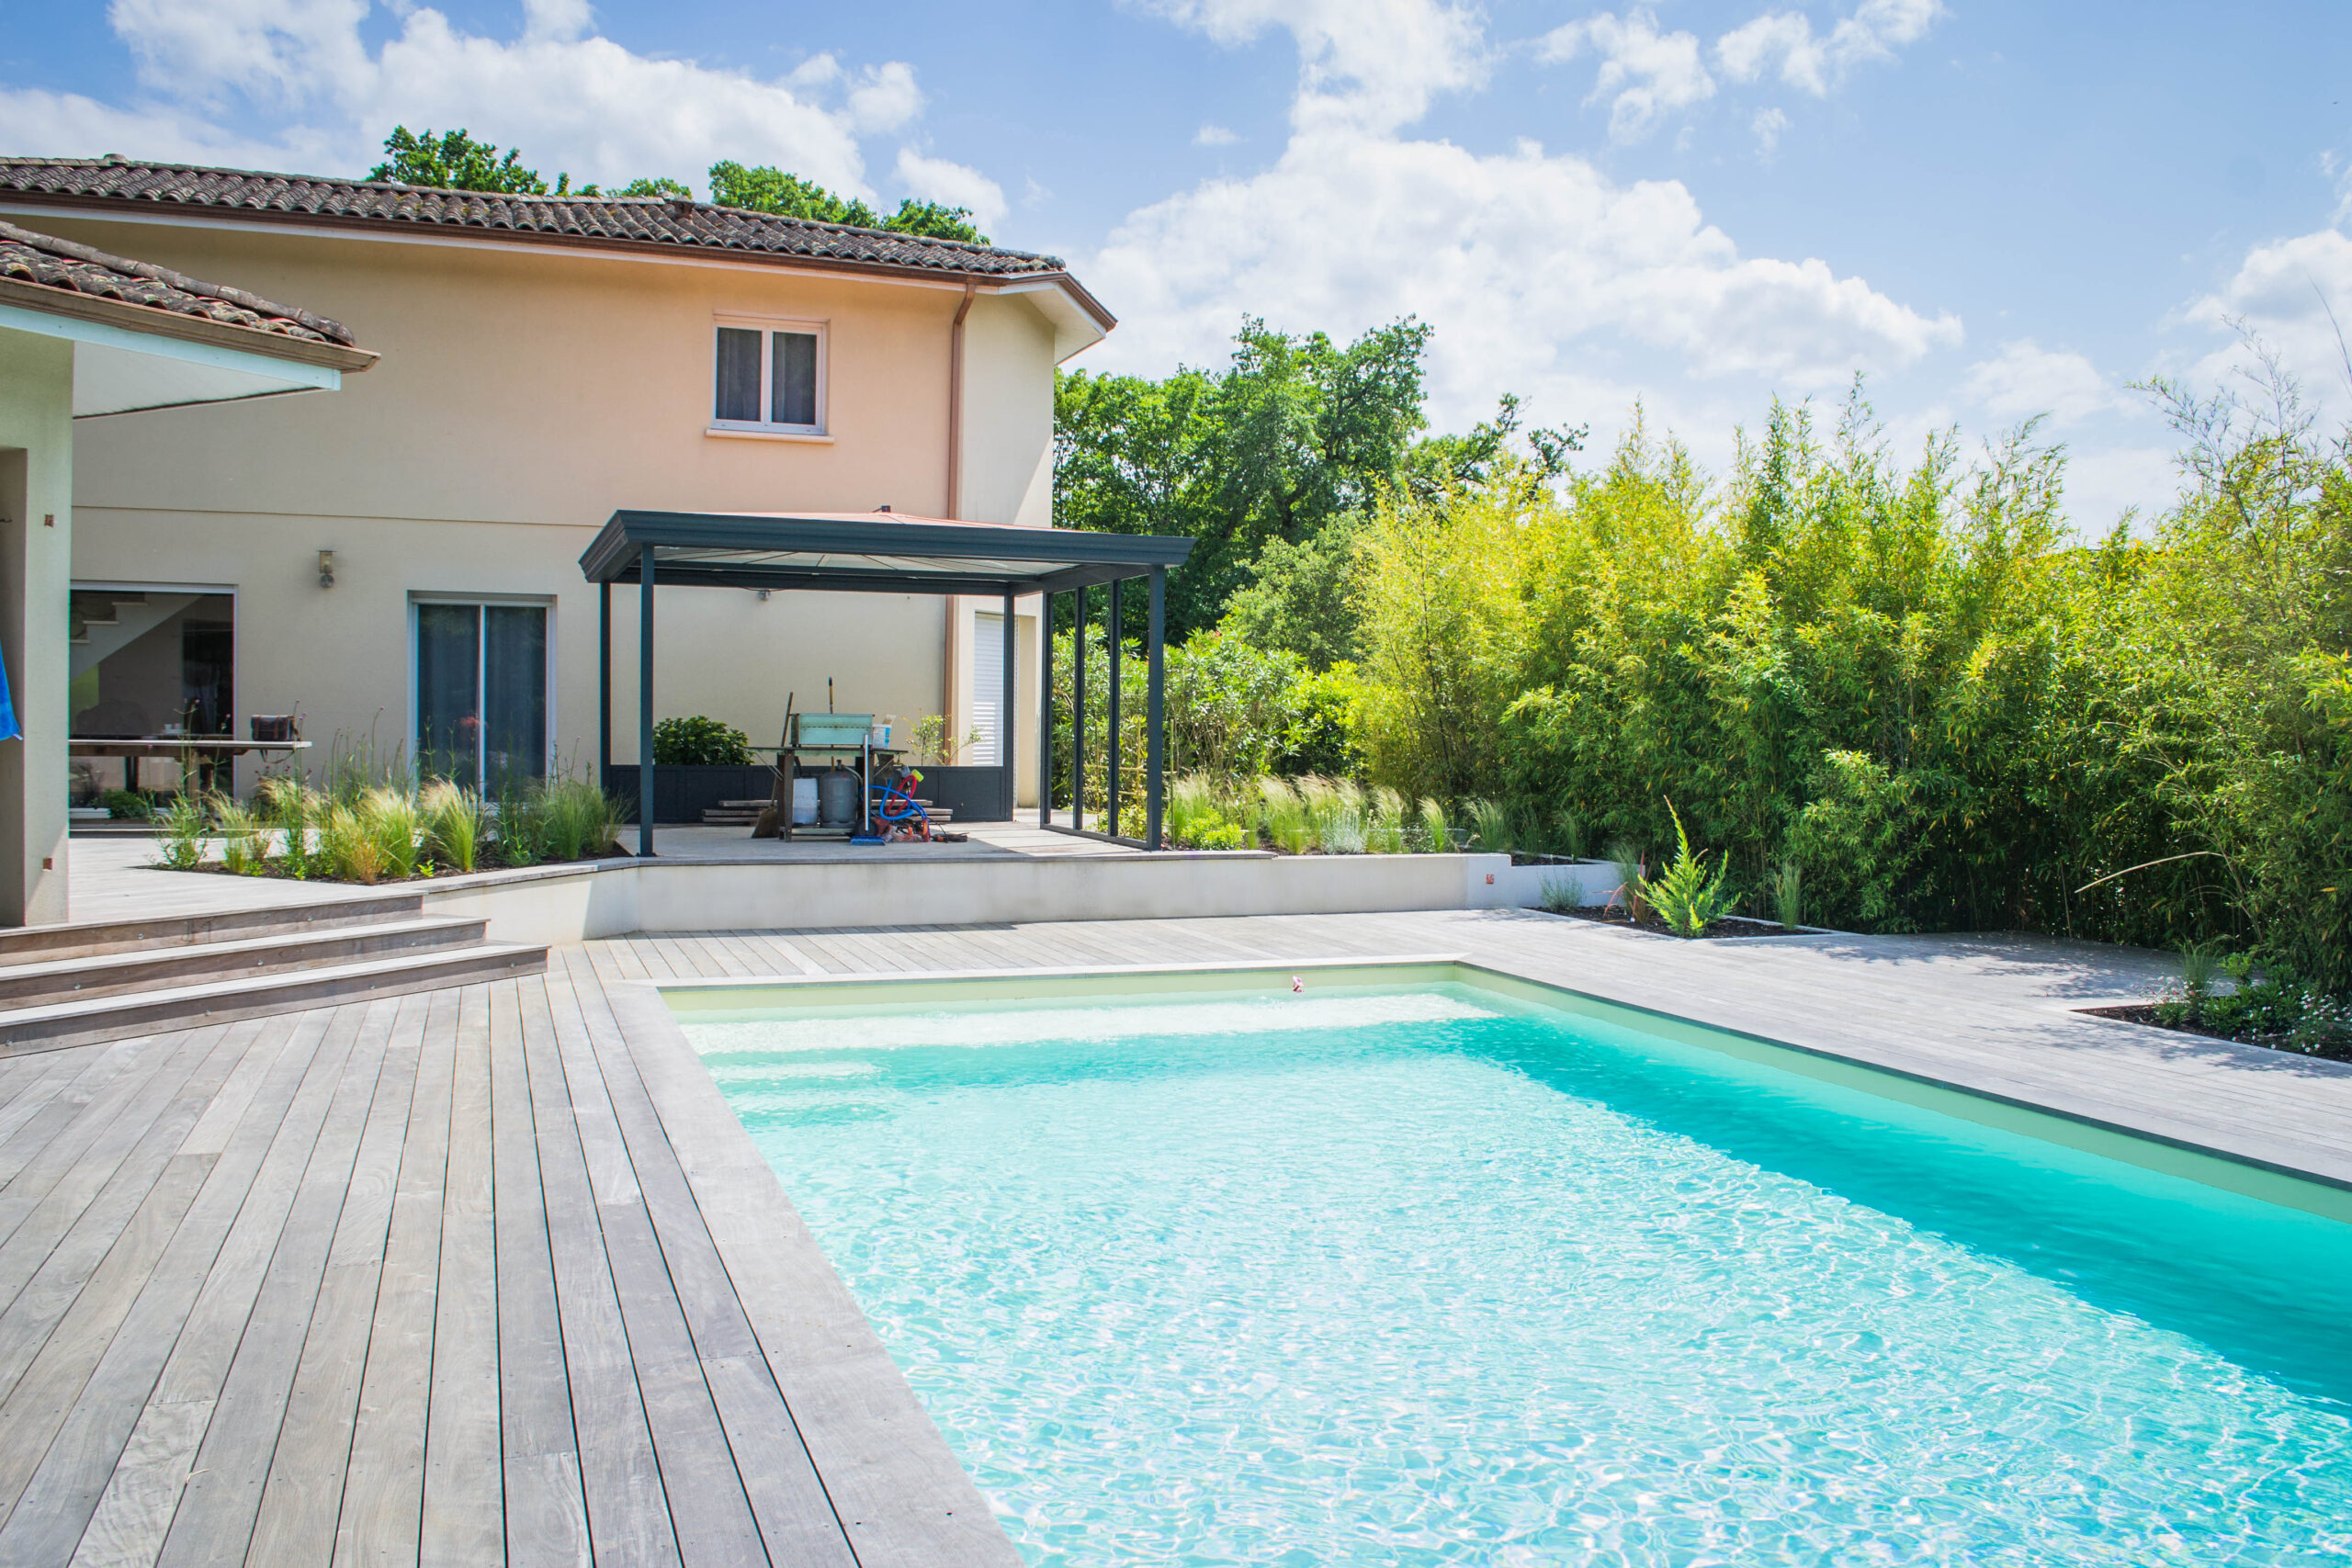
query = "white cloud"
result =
(1136, 0, 1487, 131)
(1960, 339, 2131, 426)
(7, 3, 964, 207)
(2182, 224, 2352, 418)
(894, 149, 1006, 230)
(1715, 0, 1945, 97)
(1538, 9, 1714, 145)
(1752, 106, 1789, 154)
(1080, 127, 1962, 438)
(1195, 122, 1240, 146)
(846, 62, 922, 135)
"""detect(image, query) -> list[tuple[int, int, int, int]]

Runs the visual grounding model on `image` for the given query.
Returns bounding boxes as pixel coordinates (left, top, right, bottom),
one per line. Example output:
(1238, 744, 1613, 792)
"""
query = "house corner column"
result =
(0, 331, 74, 925)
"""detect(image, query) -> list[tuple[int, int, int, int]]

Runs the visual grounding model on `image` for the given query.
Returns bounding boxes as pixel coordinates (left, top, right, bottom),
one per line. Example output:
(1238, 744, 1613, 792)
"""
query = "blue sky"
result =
(5, 2, 2347, 527)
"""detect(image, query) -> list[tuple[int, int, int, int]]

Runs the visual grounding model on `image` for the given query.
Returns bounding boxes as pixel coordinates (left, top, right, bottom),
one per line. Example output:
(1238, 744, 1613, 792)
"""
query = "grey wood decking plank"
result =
(0, 1025, 251, 1525)
(153, 998, 397, 1568)
(0, 1052, 112, 1160)
(67, 1004, 355, 1568)
(0, 1043, 149, 1198)
(419, 987, 503, 1568)
(561, 958, 854, 1567)
(708, 932, 786, 976)
(331, 987, 460, 1568)
(0, 1025, 236, 1382)
(582, 965, 1016, 1568)
(682, 934, 757, 978)
(523, 972, 680, 1568)
(0, 1030, 224, 1303)
(552, 949, 817, 1568)
(732, 931, 828, 976)
(642, 937, 708, 980)
(488, 979, 591, 1568)
(0, 1016, 313, 1568)
(243, 994, 428, 1567)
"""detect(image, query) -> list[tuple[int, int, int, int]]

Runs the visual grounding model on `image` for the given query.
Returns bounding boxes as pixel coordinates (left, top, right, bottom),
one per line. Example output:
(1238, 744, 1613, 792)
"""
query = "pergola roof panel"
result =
(581, 510, 1192, 594)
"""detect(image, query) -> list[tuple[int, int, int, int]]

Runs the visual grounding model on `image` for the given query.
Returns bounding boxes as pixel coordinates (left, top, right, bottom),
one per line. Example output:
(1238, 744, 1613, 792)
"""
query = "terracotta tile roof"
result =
(0, 155, 1070, 283)
(0, 217, 356, 346)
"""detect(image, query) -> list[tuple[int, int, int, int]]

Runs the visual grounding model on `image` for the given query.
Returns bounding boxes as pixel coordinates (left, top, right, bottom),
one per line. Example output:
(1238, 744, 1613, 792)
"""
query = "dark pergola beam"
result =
(601, 567, 1029, 597)
(638, 544, 655, 858)
(1148, 567, 1165, 849)
(581, 509, 1192, 585)
(1000, 586, 1016, 825)
(1107, 578, 1122, 840)
(1072, 583, 1087, 834)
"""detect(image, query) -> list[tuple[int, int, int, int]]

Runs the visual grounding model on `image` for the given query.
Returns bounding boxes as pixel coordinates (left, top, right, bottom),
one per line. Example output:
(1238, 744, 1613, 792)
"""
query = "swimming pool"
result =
(678, 969, 2352, 1566)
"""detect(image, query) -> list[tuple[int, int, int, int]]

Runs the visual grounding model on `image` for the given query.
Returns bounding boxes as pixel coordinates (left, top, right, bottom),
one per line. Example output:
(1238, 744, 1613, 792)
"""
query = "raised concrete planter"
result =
(422, 851, 1558, 945)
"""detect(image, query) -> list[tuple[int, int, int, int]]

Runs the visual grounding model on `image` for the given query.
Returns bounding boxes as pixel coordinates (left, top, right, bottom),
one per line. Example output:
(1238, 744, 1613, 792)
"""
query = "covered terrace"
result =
(578, 510, 1193, 857)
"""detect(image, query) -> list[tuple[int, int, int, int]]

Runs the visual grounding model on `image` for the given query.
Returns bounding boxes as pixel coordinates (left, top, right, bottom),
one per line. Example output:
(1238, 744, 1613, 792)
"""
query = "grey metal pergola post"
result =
(1000, 587, 1015, 822)
(1147, 566, 1165, 851)
(1072, 584, 1086, 833)
(597, 580, 610, 786)
(638, 545, 655, 858)
(1107, 577, 1122, 841)
(1037, 590, 1054, 829)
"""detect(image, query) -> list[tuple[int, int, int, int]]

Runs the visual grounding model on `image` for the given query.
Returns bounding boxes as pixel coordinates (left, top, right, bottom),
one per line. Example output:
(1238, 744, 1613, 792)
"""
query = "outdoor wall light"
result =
(318, 549, 336, 589)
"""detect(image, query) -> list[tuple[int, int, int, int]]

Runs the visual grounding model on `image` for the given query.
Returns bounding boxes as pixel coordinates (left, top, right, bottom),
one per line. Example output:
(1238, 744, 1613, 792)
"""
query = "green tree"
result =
(1056, 317, 1445, 641)
(371, 127, 559, 195)
(705, 162, 989, 243)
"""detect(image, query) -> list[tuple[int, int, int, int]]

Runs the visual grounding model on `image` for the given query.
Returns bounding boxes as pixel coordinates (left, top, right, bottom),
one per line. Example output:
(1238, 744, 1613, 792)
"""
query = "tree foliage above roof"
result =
(363, 131, 987, 243)
(705, 161, 988, 243)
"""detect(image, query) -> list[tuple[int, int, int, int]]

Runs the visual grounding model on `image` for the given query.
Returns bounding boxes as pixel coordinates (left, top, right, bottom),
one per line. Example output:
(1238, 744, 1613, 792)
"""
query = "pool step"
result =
(0, 941, 547, 1056)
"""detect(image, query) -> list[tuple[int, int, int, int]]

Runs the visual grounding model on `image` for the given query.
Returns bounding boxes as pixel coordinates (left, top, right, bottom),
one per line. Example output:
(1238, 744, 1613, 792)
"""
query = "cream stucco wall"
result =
(0, 326, 74, 922)
(29, 213, 1069, 807)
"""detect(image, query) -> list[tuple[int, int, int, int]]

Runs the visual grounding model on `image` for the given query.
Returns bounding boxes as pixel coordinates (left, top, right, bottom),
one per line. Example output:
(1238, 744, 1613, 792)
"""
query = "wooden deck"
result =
(0, 905, 2345, 1565)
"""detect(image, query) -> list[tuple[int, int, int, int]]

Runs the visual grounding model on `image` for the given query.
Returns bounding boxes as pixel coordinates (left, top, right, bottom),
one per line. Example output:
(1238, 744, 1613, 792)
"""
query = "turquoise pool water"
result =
(684, 982, 2352, 1566)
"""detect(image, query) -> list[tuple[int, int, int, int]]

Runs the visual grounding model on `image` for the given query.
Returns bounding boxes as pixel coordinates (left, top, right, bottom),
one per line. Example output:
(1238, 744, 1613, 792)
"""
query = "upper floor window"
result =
(713, 319, 825, 434)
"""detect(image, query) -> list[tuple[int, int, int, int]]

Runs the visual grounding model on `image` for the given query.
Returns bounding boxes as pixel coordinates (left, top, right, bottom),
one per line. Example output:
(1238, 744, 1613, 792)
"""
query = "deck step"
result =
(0, 942, 548, 1056)
(0, 891, 431, 964)
(0, 917, 491, 1007)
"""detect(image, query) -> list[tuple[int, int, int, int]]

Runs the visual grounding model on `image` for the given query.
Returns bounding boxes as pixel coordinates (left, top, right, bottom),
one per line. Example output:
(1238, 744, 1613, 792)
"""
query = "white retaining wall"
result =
(420, 852, 1620, 946)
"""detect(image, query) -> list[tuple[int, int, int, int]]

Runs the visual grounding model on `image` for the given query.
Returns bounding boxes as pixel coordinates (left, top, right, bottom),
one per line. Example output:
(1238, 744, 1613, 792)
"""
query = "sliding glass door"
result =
(415, 601, 548, 791)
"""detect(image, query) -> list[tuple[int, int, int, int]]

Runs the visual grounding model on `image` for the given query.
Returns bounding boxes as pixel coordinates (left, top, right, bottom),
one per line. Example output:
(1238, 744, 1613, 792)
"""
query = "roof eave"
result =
(0, 271, 377, 373)
(0, 186, 1095, 302)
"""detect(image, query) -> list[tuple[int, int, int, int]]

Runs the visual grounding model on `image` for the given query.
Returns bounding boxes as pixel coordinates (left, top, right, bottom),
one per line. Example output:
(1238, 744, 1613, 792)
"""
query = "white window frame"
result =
(407, 593, 558, 790)
(709, 315, 829, 437)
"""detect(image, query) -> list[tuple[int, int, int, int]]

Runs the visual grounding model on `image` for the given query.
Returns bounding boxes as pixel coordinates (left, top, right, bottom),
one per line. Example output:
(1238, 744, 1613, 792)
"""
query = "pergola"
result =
(578, 510, 1194, 856)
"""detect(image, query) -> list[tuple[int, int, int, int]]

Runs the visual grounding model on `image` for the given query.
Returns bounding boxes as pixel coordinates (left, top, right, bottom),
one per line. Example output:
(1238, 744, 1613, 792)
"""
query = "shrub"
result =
(212, 795, 266, 875)
(421, 780, 484, 874)
(1166, 774, 1227, 849)
(1641, 802, 1732, 939)
(320, 805, 385, 885)
(1466, 797, 1512, 854)
(358, 787, 423, 879)
(1605, 837, 1646, 919)
(652, 716, 753, 766)
(1770, 860, 1804, 931)
(97, 788, 153, 820)
(1193, 823, 1248, 851)
(535, 778, 625, 862)
(156, 795, 207, 870)
(1539, 876, 1582, 915)
(1258, 777, 1313, 854)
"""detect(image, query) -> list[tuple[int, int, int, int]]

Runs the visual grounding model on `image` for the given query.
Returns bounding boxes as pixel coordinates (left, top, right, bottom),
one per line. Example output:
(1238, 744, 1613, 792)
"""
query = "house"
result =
(0, 215, 374, 923)
(0, 155, 1114, 820)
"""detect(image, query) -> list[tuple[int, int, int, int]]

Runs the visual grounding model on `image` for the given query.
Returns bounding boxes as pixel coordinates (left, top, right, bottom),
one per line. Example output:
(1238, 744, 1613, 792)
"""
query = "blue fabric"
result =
(0, 649, 19, 742)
